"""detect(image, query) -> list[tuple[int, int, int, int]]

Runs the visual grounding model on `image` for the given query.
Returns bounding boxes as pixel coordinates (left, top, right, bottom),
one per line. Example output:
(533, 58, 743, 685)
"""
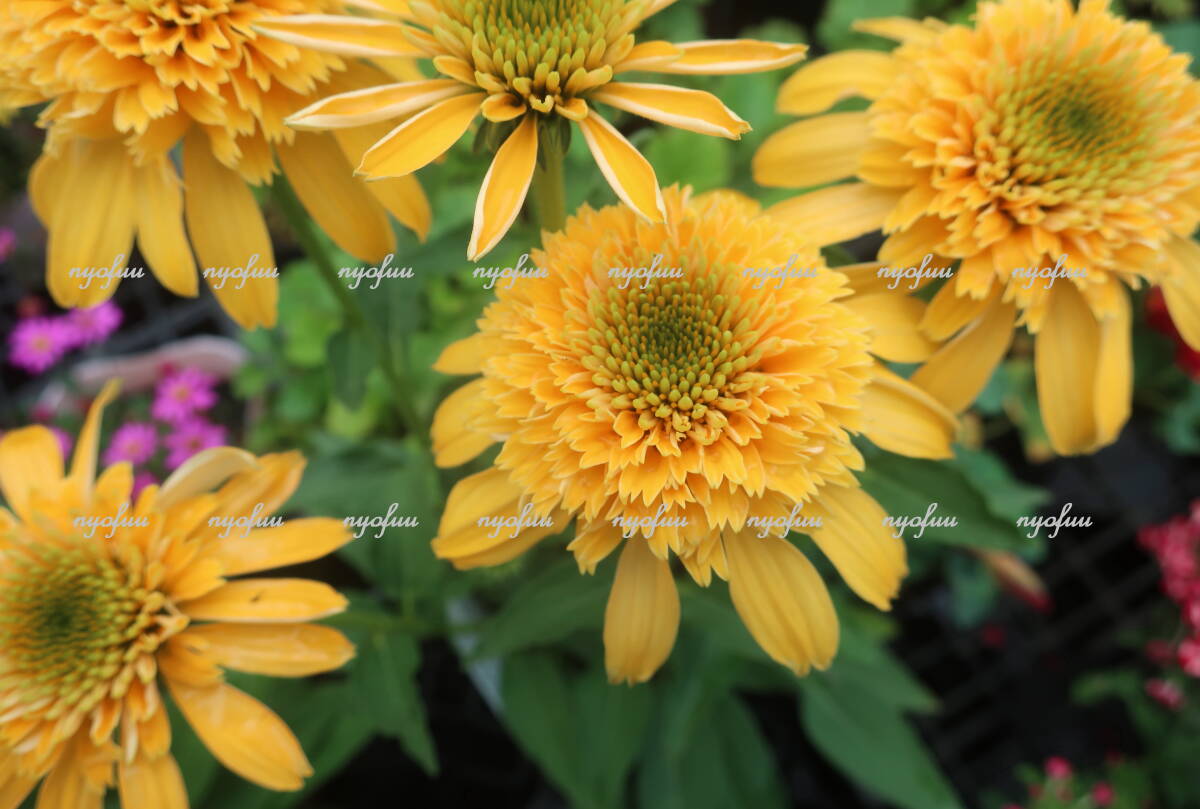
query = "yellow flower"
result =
(429, 187, 958, 683)
(0, 0, 431, 330)
(0, 383, 355, 807)
(755, 0, 1200, 455)
(254, 0, 807, 259)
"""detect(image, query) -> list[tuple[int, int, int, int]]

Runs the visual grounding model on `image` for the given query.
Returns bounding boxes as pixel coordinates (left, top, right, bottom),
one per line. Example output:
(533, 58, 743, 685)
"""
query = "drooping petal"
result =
(432, 468, 558, 568)
(753, 112, 871, 188)
(468, 114, 538, 260)
(1163, 236, 1200, 350)
(0, 426, 63, 522)
(638, 39, 807, 74)
(252, 15, 423, 57)
(724, 530, 838, 675)
(767, 183, 903, 246)
(578, 111, 666, 223)
(859, 366, 957, 459)
(180, 578, 348, 623)
(852, 16, 945, 44)
(117, 753, 187, 809)
(843, 292, 937, 362)
(205, 519, 353, 577)
(286, 79, 471, 130)
(156, 447, 257, 512)
(1093, 287, 1132, 448)
(1035, 282, 1101, 455)
(910, 300, 1016, 412)
(433, 333, 490, 374)
(68, 379, 119, 501)
(166, 680, 312, 791)
(921, 278, 998, 340)
(591, 83, 749, 139)
(356, 92, 485, 178)
(431, 379, 497, 466)
(776, 51, 895, 115)
(135, 158, 198, 298)
(333, 123, 432, 240)
(177, 624, 354, 677)
(603, 538, 679, 684)
(808, 484, 907, 610)
(0, 755, 38, 809)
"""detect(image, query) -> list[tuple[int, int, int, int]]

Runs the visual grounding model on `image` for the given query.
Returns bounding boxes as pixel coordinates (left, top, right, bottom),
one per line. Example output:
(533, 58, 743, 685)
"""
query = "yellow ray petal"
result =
(252, 15, 423, 58)
(1035, 282, 1100, 455)
(166, 680, 312, 791)
(809, 484, 907, 610)
(433, 333, 490, 374)
(135, 158, 197, 297)
(279, 131, 395, 262)
(1163, 236, 1200, 350)
(753, 112, 871, 188)
(157, 447, 257, 512)
(180, 578, 348, 623)
(910, 299, 1016, 412)
(182, 129, 278, 330)
(767, 183, 903, 247)
(68, 379, 119, 501)
(179, 624, 354, 676)
(357, 92, 484, 178)
(468, 114, 538, 260)
(0, 426, 63, 522)
(333, 123, 432, 240)
(118, 753, 187, 809)
(776, 51, 895, 115)
(859, 365, 957, 460)
(725, 530, 838, 675)
(578, 111, 666, 223)
(921, 277, 998, 340)
(0, 756, 37, 809)
(32, 740, 104, 809)
(567, 519, 625, 574)
(603, 538, 679, 684)
(1094, 286, 1132, 448)
(639, 39, 807, 74)
(852, 16, 945, 44)
(843, 292, 937, 362)
(432, 379, 497, 466)
(207, 519, 352, 577)
(591, 82, 748, 139)
(614, 40, 683, 73)
(287, 79, 471, 130)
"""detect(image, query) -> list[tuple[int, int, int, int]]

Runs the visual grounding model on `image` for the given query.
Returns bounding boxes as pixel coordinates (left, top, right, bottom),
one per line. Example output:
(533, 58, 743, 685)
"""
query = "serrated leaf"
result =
(352, 629, 437, 774)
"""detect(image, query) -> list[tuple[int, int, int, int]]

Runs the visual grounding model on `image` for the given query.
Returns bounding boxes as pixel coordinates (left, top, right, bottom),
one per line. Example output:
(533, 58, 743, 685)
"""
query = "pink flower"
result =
(1146, 678, 1185, 711)
(152, 367, 219, 424)
(1044, 756, 1073, 779)
(47, 426, 73, 461)
(1091, 782, 1115, 807)
(164, 419, 226, 469)
(1178, 638, 1200, 676)
(7, 317, 74, 374)
(132, 472, 158, 500)
(103, 422, 158, 466)
(0, 228, 15, 263)
(65, 302, 123, 348)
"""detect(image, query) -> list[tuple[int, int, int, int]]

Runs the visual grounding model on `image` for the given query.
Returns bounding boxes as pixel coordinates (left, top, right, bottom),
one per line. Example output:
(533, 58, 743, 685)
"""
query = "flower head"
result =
(430, 187, 958, 682)
(65, 302, 124, 348)
(7, 316, 74, 374)
(152, 367, 220, 424)
(758, 0, 1200, 455)
(0, 0, 431, 329)
(103, 422, 159, 467)
(0, 383, 354, 807)
(256, 0, 807, 259)
(164, 418, 228, 469)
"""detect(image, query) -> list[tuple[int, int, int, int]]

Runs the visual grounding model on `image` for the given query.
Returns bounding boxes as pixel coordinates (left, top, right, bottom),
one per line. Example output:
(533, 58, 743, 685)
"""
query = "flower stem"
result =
(270, 180, 427, 446)
(531, 140, 567, 234)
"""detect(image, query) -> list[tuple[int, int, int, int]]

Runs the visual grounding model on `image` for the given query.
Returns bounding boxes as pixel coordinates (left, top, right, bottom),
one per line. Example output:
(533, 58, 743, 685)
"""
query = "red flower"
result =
(1178, 638, 1200, 677)
(1045, 756, 1073, 779)
(1092, 782, 1115, 807)
(1146, 678, 1185, 711)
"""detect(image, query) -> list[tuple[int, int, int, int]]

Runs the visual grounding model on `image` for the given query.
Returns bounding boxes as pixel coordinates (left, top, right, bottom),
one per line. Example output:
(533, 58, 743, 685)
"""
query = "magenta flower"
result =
(0, 229, 15, 263)
(1044, 757, 1072, 779)
(66, 302, 123, 348)
(103, 422, 158, 466)
(164, 419, 227, 469)
(132, 471, 158, 500)
(7, 317, 74, 374)
(152, 367, 219, 423)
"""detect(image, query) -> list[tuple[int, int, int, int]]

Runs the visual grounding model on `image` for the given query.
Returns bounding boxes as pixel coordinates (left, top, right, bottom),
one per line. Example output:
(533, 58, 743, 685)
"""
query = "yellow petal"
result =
(1094, 287, 1132, 448)
(1035, 282, 1100, 455)
(911, 299, 1016, 412)
(69, 379, 119, 501)
(1163, 236, 1200, 350)
(357, 92, 484, 178)
(921, 277, 998, 340)
(166, 680, 312, 791)
(432, 468, 558, 568)
(432, 379, 497, 467)
(878, 216, 950, 267)
(578, 111, 666, 223)
(0, 755, 37, 809)
(852, 16, 945, 44)
(724, 530, 838, 675)
(157, 447, 257, 512)
(208, 519, 352, 576)
(859, 365, 957, 460)
(808, 485, 907, 610)
(46, 138, 136, 308)
(279, 131, 395, 262)
(180, 578, 348, 623)
(567, 519, 625, 574)
(118, 754, 187, 809)
(776, 51, 895, 115)
(32, 741, 105, 809)
(603, 538, 679, 684)
(591, 82, 748, 139)
(182, 128, 278, 330)
(0, 426, 63, 522)
(481, 93, 528, 122)
(767, 183, 902, 246)
(252, 15, 423, 57)
(333, 124, 432, 240)
(752, 112, 870, 188)
(433, 333, 490, 374)
(843, 292, 937, 362)
(287, 79, 470, 130)
(135, 157, 198, 297)
(640, 39, 807, 74)
(614, 40, 683, 73)
(468, 114, 538, 260)
(179, 624, 354, 677)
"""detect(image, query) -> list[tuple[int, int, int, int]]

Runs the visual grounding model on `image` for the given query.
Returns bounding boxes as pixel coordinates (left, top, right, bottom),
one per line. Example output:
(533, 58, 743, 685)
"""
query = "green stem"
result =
(530, 143, 567, 233)
(270, 180, 427, 446)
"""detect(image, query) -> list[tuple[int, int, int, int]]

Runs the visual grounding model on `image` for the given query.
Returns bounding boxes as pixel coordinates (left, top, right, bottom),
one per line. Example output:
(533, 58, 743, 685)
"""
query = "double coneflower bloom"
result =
(256, 0, 808, 258)
(0, 384, 353, 807)
(0, 0, 430, 329)
(757, 0, 1200, 454)
(431, 187, 958, 682)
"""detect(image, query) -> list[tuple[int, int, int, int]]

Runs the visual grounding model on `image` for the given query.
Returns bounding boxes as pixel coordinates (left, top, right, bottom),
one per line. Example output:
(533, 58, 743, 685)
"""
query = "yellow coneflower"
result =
(429, 187, 958, 682)
(254, 0, 808, 259)
(754, 0, 1200, 455)
(0, 383, 354, 807)
(0, 0, 432, 330)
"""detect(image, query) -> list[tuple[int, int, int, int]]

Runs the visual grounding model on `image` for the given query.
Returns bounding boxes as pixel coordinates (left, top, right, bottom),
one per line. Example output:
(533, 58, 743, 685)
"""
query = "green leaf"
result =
(351, 628, 438, 774)
(800, 674, 963, 809)
(640, 127, 732, 193)
(276, 261, 343, 368)
(836, 610, 938, 713)
(951, 446, 1051, 522)
(818, 0, 916, 51)
(1157, 22, 1200, 75)
(1161, 383, 1200, 455)
(574, 670, 653, 809)
(326, 328, 377, 410)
